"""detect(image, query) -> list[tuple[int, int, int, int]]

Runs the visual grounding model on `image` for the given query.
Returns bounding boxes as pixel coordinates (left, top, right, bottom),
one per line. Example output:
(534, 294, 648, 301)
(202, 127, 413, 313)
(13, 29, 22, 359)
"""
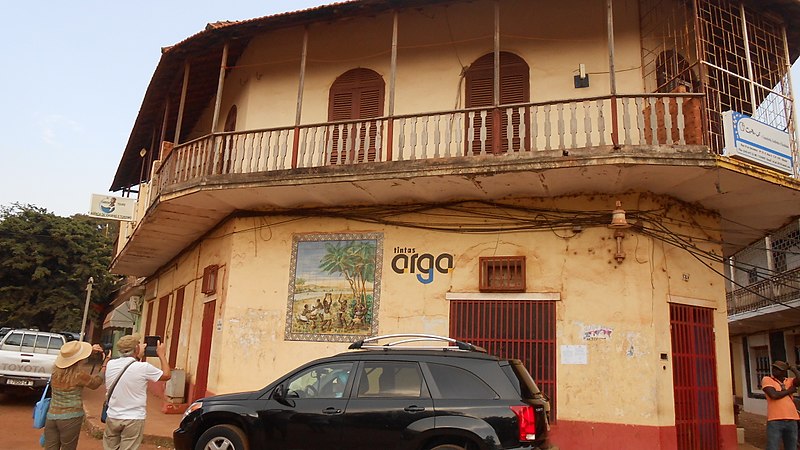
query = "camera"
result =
(144, 335, 161, 357)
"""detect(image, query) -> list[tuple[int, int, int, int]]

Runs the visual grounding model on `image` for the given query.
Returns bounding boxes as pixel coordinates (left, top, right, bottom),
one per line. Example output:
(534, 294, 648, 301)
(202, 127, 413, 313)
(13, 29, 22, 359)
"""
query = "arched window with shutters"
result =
(465, 52, 530, 154)
(327, 68, 385, 164)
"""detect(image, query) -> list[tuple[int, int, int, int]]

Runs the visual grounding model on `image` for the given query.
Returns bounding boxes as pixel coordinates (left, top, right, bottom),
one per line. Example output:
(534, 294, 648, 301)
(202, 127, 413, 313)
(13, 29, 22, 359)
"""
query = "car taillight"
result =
(511, 405, 536, 442)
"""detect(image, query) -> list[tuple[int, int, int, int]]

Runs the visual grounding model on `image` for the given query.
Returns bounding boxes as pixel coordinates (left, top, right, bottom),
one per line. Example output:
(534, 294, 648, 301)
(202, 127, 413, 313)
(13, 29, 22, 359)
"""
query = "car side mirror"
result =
(273, 384, 294, 406)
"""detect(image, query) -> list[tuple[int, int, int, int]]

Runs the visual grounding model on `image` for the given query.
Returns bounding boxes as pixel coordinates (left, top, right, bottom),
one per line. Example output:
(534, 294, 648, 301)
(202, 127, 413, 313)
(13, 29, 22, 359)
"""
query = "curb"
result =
(83, 414, 175, 449)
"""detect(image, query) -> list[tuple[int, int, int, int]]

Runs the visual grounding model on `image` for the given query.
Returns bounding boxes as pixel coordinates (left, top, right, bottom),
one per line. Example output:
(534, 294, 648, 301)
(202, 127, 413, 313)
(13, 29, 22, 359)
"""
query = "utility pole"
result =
(79, 277, 94, 341)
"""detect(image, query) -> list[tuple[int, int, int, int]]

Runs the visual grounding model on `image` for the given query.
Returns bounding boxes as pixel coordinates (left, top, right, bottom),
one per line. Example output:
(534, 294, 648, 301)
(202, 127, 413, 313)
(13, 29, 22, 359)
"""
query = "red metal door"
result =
(194, 300, 216, 401)
(449, 299, 556, 417)
(670, 303, 720, 450)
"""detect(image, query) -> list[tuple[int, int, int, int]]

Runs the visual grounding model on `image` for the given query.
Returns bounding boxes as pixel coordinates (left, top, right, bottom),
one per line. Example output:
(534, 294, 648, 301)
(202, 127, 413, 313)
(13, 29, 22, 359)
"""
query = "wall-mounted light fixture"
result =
(574, 63, 589, 88)
(608, 201, 631, 263)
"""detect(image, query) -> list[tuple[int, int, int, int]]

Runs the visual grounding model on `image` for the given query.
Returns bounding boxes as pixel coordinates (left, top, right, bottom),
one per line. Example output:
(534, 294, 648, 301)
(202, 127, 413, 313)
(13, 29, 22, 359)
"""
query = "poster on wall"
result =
(285, 232, 383, 342)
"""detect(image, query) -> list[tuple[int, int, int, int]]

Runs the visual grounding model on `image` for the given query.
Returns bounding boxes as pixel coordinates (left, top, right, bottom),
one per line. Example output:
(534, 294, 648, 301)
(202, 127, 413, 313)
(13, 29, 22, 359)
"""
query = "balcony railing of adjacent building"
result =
(726, 266, 800, 315)
(726, 221, 800, 316)
(151, 92, 706, 202)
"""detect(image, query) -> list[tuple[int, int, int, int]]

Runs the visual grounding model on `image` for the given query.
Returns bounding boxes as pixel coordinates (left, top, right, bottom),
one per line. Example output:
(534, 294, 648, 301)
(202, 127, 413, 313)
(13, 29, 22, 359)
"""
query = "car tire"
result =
(429, 445, 466, 450)
(195, 424, 249, 450)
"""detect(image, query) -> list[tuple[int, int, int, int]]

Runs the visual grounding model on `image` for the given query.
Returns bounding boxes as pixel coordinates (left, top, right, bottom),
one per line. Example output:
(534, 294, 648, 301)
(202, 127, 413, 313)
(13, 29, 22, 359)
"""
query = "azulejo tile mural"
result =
(285, 232, 383, 342)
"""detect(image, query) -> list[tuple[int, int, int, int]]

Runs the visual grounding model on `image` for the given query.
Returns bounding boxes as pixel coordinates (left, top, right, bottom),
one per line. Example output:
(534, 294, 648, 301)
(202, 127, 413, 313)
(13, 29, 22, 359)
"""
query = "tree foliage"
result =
(0, 204, 120, 332)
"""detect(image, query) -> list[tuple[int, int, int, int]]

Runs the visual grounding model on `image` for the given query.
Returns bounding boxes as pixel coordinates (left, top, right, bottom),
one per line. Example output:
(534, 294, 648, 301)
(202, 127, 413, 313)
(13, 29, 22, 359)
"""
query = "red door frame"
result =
(670, 303, 720, 450)
(193, 300, 216, 401)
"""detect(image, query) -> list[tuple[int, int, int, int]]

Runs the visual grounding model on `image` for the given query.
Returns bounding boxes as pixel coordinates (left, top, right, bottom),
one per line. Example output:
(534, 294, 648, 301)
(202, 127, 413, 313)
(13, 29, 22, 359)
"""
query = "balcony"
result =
(727, 267, 800, 334)
(112, 92, 800, 277)
(152, 93, 705, 202)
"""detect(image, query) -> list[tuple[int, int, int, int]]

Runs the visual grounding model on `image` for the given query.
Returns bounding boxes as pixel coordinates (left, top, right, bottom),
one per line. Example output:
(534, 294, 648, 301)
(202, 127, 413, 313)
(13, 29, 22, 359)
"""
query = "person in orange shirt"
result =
(762, 360, 800, 450)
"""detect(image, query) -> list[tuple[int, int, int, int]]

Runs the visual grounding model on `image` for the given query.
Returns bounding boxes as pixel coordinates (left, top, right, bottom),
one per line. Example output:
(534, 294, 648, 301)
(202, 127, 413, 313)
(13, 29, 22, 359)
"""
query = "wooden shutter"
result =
(465, 52, 530, 154)
(328, 68, 385, 164)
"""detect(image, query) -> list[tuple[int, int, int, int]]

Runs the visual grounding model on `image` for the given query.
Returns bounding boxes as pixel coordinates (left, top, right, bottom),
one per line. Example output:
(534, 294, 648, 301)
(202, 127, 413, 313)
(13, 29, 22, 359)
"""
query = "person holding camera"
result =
(44, 341, 109, 450)
(103, 334, 171, 450)
(762, 360, 800, 450)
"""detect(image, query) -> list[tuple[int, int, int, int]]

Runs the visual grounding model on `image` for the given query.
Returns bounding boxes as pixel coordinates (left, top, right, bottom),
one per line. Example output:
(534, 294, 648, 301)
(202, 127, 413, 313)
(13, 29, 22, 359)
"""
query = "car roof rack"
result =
(348, 333, 486, 353)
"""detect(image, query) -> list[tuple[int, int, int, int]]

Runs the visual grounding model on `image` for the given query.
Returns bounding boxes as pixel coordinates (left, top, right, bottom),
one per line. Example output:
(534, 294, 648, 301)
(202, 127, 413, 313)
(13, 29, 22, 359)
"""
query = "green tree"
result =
(0, 204, 120, 332)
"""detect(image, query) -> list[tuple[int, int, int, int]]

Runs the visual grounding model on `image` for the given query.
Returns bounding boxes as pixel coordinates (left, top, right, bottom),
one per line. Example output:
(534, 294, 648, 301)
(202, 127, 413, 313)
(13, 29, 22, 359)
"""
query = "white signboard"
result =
(560, 344, 588, 365)
(722, 110, 792, 174)
(88, 194, 136, 221)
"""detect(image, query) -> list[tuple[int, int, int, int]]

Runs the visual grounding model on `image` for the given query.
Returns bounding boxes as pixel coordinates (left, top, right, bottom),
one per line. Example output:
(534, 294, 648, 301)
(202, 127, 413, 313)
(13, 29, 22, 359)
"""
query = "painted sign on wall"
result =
(391, 246, 454, 284)
(722, 110, 792, 174)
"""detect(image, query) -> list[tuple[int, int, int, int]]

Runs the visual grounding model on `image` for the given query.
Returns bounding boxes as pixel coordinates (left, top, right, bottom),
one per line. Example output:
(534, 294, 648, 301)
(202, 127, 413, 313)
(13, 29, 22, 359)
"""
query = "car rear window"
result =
(503, 359, 542, 400)
(427, 363, 498, 399)
(2, 332, 23, 347)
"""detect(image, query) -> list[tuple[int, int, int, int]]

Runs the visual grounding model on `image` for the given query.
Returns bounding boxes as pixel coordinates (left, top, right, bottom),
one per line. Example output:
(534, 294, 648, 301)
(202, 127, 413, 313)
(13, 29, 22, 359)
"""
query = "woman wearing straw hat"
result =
(43, 340, 109, 450)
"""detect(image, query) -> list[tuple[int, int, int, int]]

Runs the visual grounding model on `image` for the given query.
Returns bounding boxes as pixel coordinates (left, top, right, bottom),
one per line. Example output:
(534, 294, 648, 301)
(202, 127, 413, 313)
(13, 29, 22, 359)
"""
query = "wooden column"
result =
(386, 11, 398, 161)
(158, 99, 170, 160)
(292, 27, 309, 169)
(492, 0, 501, 153)
(607, 0, 619, 148)
(174, 62, 190, 145)
(210, 43, 230, 133)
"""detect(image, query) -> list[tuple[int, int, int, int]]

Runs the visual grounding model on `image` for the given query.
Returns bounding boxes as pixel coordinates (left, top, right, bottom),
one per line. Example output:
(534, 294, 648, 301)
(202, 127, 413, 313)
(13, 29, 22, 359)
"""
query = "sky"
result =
(0, 1, 323, 217)
(0, 1, 798, 217)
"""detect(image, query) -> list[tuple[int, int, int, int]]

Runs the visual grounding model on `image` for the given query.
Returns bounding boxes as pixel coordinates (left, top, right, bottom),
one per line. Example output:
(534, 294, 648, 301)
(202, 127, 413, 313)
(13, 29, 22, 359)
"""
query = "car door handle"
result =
(404, 405, 426, 412)
(323, 407, 343, 415)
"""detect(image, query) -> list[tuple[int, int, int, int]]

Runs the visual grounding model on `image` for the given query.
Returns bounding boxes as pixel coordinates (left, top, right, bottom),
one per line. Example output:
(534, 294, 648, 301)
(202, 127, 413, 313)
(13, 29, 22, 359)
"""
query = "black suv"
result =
(174, 334, 550, 450)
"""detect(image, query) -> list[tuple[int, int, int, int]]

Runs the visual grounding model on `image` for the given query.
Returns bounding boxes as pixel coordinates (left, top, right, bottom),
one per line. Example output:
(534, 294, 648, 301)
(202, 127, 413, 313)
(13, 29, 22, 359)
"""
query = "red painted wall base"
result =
(549, 420, 738, 450)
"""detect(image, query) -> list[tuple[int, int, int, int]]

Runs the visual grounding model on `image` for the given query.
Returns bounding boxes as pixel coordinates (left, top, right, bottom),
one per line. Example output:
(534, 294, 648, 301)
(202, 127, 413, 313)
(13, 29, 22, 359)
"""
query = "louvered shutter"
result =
(328, 69, 385, 164)
(465, 52, 530, 154)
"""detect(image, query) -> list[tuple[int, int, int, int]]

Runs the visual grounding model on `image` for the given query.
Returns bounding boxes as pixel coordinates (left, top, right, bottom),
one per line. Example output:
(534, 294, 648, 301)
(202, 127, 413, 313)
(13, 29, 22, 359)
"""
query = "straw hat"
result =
(116, 334, 141, 354)
(55, 341, 93, 369)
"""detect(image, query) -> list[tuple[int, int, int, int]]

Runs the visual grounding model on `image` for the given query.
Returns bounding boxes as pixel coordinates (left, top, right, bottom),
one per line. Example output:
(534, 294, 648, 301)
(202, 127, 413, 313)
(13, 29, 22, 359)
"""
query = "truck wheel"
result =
(430, 445, 466, 450)
(195, 424, 249, 450)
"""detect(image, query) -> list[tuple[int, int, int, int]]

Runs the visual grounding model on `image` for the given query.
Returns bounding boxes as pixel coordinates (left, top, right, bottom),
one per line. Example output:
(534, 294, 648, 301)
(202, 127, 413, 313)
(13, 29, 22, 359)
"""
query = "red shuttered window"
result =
(328, 68, 385, 164)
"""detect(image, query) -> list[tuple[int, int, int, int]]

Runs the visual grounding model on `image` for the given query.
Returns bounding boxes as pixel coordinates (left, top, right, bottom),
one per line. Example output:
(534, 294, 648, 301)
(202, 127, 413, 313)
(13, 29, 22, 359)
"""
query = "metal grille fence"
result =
(670, 303, 720, 450)
(449, 299, 556, 418)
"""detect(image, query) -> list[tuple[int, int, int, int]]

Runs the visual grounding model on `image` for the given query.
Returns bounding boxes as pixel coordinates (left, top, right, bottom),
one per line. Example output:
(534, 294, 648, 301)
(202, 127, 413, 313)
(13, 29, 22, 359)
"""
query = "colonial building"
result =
(728, 219, 800, 417)
(107, 1, 800, 449)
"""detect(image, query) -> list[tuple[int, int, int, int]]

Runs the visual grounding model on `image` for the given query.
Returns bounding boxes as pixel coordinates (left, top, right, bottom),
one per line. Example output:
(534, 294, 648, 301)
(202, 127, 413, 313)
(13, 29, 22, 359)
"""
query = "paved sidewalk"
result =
(81, 378, 183, 448)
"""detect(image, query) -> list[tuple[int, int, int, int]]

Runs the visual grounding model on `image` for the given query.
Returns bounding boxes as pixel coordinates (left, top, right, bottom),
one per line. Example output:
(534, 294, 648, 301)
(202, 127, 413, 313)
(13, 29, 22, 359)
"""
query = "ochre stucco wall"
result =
(142, 193, 733, 437)
(183, 0, 647, 141)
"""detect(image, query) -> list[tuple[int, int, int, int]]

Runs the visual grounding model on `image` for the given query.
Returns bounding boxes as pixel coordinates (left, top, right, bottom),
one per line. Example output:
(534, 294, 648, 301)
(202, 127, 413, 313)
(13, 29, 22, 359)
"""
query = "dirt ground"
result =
(0, 389, 167, 450)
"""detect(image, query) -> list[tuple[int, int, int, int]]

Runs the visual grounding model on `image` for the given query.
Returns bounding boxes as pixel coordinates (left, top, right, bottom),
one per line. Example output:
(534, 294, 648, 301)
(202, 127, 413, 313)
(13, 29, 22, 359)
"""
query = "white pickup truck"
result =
(0, 329, 65, 390)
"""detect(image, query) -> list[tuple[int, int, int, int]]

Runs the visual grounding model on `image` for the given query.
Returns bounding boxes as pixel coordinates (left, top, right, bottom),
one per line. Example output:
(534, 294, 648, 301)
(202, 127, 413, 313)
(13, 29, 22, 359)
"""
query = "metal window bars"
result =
(348, 333, 487, 353)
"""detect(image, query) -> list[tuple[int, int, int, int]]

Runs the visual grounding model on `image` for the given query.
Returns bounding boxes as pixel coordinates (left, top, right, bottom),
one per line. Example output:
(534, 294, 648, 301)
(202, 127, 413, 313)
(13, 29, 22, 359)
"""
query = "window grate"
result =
(479, 256, 526, 292)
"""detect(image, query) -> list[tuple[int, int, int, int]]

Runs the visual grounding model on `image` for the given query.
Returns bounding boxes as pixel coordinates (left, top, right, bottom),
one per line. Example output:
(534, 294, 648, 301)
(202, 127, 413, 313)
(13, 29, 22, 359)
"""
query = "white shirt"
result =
(104, 356, 163, 420)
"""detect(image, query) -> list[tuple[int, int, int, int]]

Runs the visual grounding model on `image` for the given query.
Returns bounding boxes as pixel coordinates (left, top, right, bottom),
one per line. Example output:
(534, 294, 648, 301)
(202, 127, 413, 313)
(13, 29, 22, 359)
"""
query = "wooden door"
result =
(168, 287, 185, 369)
(328, 68, 385, 164)
(465, 52, 530, 154)
(194, 300, 216, 401)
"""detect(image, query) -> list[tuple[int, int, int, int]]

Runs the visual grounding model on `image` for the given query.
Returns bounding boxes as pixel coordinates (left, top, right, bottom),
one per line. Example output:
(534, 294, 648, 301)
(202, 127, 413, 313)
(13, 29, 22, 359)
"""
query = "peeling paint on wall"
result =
(624, 332, 642, 358)
(581, 324, 613, 341)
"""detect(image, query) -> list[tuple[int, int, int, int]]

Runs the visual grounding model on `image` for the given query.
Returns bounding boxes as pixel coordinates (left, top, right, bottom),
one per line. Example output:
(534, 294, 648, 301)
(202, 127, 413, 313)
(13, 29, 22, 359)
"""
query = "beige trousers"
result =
(102, 417, 146, 450)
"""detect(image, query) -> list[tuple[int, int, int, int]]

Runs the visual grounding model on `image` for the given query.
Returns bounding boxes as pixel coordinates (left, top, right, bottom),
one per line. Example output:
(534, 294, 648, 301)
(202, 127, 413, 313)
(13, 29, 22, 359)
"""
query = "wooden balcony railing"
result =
(153, 92, 705, 201)
(726, 266, 800, 315)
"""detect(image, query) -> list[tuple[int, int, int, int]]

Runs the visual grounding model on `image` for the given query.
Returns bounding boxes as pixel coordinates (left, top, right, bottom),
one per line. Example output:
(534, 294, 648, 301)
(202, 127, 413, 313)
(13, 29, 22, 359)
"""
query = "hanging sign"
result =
(722, 110, 792, 174)
(88, 194, 136, 221)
